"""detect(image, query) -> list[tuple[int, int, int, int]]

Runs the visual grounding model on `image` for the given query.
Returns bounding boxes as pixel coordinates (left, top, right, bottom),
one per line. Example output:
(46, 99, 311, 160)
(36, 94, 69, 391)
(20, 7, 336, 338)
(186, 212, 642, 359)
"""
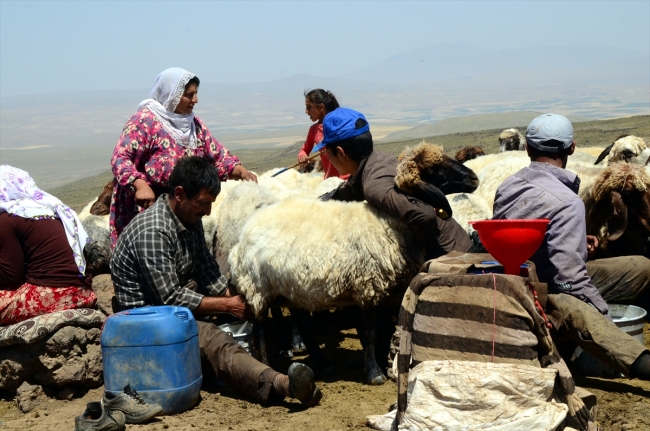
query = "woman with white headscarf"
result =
(110, 67, 257, 247)
(0, 165, 97, 325)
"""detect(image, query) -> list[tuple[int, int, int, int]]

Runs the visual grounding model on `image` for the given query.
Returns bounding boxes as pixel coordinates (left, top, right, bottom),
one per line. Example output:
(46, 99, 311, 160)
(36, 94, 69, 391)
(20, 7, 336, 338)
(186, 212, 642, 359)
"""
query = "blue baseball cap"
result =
(314, 108, 370, 152)
(526, 113, 574, 153)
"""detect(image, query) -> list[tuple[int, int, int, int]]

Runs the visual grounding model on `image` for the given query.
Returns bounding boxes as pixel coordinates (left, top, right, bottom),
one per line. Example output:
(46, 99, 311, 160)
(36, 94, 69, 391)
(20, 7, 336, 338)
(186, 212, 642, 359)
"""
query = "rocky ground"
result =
(1, 318, 648, 431)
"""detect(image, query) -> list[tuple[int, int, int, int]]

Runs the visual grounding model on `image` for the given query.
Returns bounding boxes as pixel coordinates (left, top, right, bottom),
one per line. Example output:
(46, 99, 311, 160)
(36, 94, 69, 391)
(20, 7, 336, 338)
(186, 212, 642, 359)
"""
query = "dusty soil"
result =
(1, 321, 648, 431)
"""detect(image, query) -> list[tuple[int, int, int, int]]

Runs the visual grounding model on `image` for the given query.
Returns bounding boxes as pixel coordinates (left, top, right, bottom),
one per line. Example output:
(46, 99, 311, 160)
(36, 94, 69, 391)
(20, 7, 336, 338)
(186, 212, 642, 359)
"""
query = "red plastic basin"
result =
(469, 219, 550, 275)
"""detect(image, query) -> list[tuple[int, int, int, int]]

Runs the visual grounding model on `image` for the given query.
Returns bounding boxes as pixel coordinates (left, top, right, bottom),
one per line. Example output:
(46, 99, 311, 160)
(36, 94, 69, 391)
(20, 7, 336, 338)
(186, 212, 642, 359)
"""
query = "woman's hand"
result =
(230, 165, 258, 183)
(298, 154, 309, 166)
(133, 179, 156, 209)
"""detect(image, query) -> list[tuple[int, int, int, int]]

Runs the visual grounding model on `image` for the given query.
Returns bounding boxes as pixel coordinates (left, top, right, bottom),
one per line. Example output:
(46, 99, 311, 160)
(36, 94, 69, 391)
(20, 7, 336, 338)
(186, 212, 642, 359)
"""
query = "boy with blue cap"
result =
(493, 113, 650, 381)
(316, 107, 472, 259)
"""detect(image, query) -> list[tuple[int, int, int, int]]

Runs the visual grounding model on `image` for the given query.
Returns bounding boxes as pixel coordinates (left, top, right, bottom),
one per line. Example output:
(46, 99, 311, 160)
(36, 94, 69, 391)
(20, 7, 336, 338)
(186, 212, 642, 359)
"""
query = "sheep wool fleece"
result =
(328, 150, 471, 259)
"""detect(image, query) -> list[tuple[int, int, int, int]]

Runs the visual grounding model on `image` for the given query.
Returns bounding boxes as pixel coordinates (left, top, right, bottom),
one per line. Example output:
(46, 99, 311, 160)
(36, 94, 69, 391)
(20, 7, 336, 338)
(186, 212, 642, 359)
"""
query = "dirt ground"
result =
(1, 319, 649, 431)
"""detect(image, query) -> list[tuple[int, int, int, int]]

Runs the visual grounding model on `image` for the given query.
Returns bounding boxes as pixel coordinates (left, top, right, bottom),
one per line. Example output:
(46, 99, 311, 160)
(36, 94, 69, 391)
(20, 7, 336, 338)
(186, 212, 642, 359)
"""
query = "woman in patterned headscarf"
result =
(0, 165, 97, 325)
(110, 67, 257, 247)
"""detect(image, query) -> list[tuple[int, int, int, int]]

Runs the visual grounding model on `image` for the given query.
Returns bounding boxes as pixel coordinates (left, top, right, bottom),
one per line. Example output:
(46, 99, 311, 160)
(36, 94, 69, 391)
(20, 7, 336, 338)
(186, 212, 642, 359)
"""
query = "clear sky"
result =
(1, 0, 648, 97)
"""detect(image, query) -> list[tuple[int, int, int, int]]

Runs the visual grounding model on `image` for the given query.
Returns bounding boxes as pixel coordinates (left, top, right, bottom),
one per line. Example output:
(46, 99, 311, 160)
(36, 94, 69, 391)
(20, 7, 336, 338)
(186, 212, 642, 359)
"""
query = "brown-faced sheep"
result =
(455, 146, 486, 163)
(89, 179, 116, 216)
(498, 128, 526, 152)
(582, 163, 650, 259)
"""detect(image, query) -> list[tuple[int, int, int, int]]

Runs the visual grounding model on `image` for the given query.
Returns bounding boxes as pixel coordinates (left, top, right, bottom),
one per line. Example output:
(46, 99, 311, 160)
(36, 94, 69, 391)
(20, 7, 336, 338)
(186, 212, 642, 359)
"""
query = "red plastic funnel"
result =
(469, 219, 550, 275)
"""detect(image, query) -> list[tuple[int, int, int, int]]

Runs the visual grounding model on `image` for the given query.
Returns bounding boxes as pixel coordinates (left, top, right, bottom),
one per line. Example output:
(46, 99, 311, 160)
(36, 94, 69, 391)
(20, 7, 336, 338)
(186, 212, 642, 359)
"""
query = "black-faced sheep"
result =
(395, 142, 480, 196)
(582, 163, 650, 259)
(221, 143, 480, 385)
(595, 135, 650, 167)
(454, 146, 486, 163)
(498, 128, 526, 152)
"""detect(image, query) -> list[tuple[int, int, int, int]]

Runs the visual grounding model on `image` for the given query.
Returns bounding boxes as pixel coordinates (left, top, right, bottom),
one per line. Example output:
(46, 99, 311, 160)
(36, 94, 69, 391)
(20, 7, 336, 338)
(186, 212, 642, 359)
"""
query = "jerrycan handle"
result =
(125, 309, 157, 315)
(175, 311, 189, 320)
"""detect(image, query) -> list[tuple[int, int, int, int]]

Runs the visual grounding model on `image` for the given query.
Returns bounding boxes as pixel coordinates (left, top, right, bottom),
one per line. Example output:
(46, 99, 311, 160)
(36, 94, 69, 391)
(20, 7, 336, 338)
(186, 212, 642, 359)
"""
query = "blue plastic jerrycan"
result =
(100, 305, 202, 415)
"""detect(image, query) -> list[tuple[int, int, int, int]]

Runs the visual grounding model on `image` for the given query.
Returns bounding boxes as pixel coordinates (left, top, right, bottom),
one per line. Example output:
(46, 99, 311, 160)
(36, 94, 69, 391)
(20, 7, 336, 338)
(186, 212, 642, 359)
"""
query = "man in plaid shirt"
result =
(110, 156, 322, 408)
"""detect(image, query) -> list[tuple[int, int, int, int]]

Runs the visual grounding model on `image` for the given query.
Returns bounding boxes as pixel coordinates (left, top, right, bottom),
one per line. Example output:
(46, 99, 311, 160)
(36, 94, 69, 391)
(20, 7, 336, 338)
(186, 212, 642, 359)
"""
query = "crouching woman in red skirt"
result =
(0, 165, 96, 325)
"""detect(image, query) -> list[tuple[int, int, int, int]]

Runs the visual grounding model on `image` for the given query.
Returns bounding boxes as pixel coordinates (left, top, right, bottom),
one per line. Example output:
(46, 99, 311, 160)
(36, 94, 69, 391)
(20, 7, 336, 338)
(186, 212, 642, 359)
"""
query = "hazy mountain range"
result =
(1, 42, 648, 189)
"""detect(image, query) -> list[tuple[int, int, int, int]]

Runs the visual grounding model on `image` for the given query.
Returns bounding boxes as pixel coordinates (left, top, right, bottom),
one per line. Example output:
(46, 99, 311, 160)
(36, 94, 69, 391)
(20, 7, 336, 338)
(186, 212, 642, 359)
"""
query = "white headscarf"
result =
(0, 165, 89, 275)
(138, 67, 198, 149)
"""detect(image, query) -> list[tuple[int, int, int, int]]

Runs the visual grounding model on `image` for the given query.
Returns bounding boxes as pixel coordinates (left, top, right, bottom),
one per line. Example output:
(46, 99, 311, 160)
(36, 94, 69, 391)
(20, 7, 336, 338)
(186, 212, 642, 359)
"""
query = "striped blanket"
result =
(395, 265, 595, 430)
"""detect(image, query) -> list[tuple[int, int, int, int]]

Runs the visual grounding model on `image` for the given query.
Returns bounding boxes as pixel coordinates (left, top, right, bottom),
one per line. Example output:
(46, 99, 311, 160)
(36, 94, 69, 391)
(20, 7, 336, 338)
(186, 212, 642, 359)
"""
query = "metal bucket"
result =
(573, 304, 647, 377)
(218, 320, 257, 359)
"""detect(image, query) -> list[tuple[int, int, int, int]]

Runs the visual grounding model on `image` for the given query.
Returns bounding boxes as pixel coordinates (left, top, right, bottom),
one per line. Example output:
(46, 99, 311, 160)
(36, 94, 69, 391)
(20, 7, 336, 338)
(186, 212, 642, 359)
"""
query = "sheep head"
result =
(396, 141, 480, 195)
(584, 163, 650, 258)
(90, 178, 116, 216)
(498, 128, 525, 152)
(595, 135, 650, 167)
(455, 146, 486, 163)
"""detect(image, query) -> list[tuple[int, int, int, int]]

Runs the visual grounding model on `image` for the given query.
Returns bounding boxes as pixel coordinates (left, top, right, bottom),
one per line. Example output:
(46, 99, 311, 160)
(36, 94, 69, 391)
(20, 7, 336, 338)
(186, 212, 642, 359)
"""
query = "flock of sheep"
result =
(78, 130, 650, 384)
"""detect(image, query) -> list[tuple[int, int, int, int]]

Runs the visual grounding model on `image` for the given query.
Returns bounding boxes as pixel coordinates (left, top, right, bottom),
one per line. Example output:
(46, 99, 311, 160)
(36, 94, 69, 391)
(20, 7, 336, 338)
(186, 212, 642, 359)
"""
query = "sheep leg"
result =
(252, 315, 270, 366)
(290, 308, 333, 376)
(361, 307, 387, 385)
(290, 320, 307, 353)
(270, 307, 296, 358)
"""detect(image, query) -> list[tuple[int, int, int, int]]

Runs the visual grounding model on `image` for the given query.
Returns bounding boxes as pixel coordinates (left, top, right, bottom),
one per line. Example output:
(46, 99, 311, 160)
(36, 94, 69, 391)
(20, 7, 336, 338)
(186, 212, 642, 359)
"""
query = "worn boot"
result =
(74, 401, 126, 431)
(288, 362, 322, 407)
(630, 351, 650, 380)
(102, 384, 163, 424)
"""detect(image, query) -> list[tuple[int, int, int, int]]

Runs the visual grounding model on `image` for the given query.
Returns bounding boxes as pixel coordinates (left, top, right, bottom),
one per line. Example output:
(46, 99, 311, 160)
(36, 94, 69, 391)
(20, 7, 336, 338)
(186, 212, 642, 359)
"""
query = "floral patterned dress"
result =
(110, 107, 240, 247)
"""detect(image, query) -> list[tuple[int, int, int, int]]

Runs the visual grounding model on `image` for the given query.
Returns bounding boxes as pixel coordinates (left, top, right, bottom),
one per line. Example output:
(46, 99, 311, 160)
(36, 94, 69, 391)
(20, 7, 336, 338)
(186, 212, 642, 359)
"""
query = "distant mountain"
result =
(2, 43, 648, 189)
(344, 42, 649, 87)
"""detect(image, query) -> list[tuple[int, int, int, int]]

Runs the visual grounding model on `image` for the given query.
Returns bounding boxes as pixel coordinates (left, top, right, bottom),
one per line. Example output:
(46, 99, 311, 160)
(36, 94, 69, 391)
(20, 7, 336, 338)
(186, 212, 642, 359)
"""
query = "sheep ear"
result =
(595, 143, 614, 165)
(607, 190, 628, 241)
(409, 181, 453, 219)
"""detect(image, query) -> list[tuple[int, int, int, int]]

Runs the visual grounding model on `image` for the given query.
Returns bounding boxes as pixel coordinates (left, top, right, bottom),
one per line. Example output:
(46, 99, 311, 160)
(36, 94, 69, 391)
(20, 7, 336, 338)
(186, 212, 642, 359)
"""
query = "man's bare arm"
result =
(194, 295, 254, 321)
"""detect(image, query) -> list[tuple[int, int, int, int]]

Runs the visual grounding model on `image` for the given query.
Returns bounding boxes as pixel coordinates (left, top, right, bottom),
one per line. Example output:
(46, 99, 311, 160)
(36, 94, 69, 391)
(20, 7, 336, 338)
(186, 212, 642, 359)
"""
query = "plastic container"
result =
(573, 304, 647, 377)
(101, 306, 202, 414)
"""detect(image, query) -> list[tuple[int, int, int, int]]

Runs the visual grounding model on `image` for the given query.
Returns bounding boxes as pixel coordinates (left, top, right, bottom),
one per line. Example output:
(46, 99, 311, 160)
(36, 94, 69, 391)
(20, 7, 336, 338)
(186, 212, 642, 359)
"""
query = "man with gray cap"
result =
(492, 113, 650, 381)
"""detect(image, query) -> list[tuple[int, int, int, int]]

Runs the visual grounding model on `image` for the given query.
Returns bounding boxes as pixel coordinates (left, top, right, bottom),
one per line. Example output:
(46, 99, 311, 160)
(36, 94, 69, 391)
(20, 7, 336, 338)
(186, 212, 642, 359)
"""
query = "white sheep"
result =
(228, 194, 423, 315)
(454, 151, 607, 225)
(498, 128, 526, 152)
(210, 170, 343, 260)
(595, 135, 650, 167)
(227, 188, 424, 385)
(471, 152, 530, 209)
(78, 198, 112, 276)
(447, 192, 493, 233)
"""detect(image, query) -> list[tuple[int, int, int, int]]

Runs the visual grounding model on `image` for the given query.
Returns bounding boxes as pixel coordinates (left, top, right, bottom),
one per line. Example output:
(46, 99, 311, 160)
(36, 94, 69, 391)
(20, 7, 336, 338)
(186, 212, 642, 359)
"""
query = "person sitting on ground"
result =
(110, 67, 257, 248)
(110, 156, 322, 408)
(0, 165, 96, 325)
(297, 89, 348, 179)
(318, 107, 472, 259)
(491, 113, 650, 380)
